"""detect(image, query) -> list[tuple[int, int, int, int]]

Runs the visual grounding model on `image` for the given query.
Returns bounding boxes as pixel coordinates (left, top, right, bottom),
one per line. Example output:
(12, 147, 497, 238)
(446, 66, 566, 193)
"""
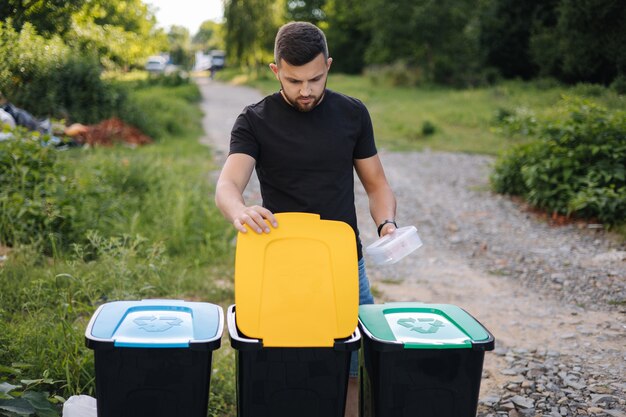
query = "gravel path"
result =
(197, 77, 626, 417)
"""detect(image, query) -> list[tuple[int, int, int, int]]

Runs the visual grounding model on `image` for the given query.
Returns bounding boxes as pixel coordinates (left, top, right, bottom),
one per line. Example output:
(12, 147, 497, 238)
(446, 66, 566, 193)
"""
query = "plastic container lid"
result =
(85, 299, 224, 349)
(365, 226, 422, 265)
(234, 212, 358, 347)
(358, 302, 494, 351)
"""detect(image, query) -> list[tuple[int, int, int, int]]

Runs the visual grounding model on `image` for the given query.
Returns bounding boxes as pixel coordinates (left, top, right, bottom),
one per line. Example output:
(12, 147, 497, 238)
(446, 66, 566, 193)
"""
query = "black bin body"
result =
(358, 303, 495, 417)
(92, 347, 212, 417)
(228, 305, 360, 417)
(85, 300, 224, 417)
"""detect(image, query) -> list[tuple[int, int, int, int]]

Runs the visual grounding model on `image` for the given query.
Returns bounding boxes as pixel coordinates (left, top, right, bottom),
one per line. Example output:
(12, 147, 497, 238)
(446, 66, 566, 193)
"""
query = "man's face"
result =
(270, 53, 332, 112)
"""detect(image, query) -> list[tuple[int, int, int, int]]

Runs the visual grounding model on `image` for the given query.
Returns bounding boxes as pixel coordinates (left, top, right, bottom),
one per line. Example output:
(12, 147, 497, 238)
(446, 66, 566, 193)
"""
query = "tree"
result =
(65, 0, 167, 69)
(168, 26, 192, 68)
(479, 0, 559, 79)
(0, 0, 86, 37)
(365, 0, 482, 85)
(192, 20, 225, 52)
(285, 0, 326, 25)
(223, 0, 285, 66)
(556, 0, 626, 84)
(322, 0, 370, 74)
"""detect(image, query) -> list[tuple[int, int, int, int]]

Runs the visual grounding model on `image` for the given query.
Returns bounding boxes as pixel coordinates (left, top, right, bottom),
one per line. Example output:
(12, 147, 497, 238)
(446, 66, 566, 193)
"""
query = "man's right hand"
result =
(216, 154, 279, 234)
(232, 205, 278, 234)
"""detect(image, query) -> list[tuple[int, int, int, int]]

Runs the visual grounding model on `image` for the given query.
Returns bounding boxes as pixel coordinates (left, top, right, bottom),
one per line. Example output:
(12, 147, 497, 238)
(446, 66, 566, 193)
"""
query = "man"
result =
(215, 21, 397, 417)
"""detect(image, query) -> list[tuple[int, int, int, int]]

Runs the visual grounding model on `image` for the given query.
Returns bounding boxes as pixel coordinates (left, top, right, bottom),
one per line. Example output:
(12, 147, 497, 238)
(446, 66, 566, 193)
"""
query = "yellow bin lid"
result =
(234, 212, 358, 347)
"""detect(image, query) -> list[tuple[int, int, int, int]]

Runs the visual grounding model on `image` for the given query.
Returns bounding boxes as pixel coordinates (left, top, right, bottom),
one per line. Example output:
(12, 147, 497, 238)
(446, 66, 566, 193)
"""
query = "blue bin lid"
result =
(85, 299, 224, 348)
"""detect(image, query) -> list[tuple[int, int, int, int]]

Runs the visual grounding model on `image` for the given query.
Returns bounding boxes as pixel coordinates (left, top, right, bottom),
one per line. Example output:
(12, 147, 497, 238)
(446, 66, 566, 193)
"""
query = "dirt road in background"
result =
(196, 76, 626, 417)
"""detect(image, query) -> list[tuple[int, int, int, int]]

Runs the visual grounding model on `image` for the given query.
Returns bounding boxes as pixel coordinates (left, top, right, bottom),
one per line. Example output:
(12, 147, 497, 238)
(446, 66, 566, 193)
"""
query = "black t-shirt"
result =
(229, 89, 378, 258)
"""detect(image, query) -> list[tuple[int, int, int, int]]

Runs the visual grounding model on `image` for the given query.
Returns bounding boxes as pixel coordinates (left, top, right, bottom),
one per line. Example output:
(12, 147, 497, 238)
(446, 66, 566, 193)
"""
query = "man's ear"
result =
(269, 63, 279, 79)
(327, 57, 333, 70)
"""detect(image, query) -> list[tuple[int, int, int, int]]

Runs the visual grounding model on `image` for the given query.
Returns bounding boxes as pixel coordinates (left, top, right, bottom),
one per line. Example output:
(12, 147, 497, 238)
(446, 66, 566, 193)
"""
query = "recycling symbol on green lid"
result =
(134, 315, 183, 332)
(397, 317, 445, 334)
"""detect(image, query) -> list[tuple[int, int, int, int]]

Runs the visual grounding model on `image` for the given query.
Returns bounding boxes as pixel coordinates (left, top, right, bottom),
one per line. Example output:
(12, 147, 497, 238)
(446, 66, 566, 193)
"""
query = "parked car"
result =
(210, 50, 226, 70)
(145, 56, 167, 73)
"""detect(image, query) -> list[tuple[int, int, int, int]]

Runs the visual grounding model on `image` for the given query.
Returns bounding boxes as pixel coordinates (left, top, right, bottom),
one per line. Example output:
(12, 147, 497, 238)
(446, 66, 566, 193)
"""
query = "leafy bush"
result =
(611, 75, 626, 95)
(0, 370, 62, 417)
(0, 130, 76, 252)
(492, 106, 538, 138)
(51, 55, 127, 124)
(492, 98, 626, 225)
(0, 22, 125, 124)
(421, 120, 436, 136)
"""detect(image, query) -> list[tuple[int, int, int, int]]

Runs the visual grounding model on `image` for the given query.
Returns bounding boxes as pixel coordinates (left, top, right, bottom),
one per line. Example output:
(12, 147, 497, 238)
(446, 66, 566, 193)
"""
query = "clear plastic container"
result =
(63, 395, 97, 417)
(365, 226, 422, 265)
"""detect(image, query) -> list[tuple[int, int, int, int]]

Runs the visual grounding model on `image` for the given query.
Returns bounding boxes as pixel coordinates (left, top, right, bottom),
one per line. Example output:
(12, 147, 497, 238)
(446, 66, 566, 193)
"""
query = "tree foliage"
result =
(224, 0, 284, 66)
(0, 0, 166, 70)
(65, 0, 167, 69)
(0, 0, 86, 36)
(481, 0, 625, 84)
(556, 0, 626, 84)
(479, 0, 557, 79)
(168, 25, 192, 68)
(192, 20, 225, 52)
(286, 0, 326, 25)
(322, 0, 369, 74)
(220, 0, 624, 85)
(364, 0, 482, 85)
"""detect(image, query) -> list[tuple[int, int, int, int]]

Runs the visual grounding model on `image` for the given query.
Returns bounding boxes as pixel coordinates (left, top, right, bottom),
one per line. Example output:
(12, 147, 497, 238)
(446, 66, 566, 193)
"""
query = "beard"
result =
(279, 79, 327, 112)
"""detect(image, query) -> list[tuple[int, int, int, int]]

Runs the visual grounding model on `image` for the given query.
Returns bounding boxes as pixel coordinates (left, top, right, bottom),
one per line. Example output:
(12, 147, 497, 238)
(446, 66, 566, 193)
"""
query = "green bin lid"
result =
(358, 302, 493, 350)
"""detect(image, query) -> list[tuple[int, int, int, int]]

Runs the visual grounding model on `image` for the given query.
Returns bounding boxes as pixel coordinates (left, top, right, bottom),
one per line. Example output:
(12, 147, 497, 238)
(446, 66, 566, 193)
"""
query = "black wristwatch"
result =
(377, 219, 397, 236)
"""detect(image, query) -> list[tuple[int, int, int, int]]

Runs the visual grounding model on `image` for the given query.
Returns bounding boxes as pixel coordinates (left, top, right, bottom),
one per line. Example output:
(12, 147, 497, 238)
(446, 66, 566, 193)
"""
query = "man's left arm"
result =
(354, 155, 397, 237)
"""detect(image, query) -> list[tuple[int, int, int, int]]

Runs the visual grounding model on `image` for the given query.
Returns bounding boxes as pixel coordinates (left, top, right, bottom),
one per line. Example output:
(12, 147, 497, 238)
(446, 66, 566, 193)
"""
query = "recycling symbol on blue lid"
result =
(397, 317, 445, 334)
(133, 315, 183, 332)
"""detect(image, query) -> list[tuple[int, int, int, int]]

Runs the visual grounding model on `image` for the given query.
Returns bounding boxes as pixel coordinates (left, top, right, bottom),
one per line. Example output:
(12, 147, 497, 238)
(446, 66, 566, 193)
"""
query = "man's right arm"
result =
(215, 153, 277, 234)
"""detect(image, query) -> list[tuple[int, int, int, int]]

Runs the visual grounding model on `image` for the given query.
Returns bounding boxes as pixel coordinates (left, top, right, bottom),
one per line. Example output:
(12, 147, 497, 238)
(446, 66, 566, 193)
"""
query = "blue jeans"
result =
(350, 257, 374, 377)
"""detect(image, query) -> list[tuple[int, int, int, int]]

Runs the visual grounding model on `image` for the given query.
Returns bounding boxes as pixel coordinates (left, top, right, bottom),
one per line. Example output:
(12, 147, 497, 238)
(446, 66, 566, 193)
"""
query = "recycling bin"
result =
(227, 305, 360, 417)
(358, 302, 495, 417)
(85, 299, 224, 417)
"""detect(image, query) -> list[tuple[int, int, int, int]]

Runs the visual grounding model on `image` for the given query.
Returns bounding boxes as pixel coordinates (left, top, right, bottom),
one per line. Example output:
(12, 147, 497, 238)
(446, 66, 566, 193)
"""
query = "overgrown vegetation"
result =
(233, 69, 624, 155)
(0, 78, 237, 417)
(492, 98, 626, 225)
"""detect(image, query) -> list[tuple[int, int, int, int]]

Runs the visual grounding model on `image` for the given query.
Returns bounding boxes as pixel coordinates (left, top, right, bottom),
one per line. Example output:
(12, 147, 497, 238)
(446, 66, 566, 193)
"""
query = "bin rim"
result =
(85, 299, 224, 349)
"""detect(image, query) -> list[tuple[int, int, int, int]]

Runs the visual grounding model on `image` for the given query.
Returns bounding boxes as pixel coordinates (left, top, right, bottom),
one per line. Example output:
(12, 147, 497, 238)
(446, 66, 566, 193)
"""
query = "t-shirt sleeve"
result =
(229, 110, 259, 159)
(353, 104, 378, 159)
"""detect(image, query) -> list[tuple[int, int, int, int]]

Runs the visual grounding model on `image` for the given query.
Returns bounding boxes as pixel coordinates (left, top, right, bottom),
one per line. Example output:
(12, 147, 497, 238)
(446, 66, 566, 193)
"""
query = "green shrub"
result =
(492, 98, 626, 224)
(0, 131, 76, 252)
(0, 22, 126, 124)
(611, 75, 626, 95)
(492, 106, 538, 138)
(52, 54, 127, 124)
(571, 82, 609, 98)
(421, 120, 436, 136)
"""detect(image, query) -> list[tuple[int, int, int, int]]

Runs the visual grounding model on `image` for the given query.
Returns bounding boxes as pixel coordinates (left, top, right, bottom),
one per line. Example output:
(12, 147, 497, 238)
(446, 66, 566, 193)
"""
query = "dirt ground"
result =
(196, 77, 625, 412)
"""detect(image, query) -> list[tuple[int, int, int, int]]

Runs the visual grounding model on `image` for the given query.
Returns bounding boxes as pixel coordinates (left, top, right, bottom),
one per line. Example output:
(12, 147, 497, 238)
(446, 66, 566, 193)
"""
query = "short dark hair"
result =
(274, 22, 328, 66)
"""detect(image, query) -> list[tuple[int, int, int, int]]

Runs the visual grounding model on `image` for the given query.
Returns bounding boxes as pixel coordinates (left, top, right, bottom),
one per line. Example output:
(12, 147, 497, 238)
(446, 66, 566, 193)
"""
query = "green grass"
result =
(226, 69, 625, 155)
(0, 75, 237, 416)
